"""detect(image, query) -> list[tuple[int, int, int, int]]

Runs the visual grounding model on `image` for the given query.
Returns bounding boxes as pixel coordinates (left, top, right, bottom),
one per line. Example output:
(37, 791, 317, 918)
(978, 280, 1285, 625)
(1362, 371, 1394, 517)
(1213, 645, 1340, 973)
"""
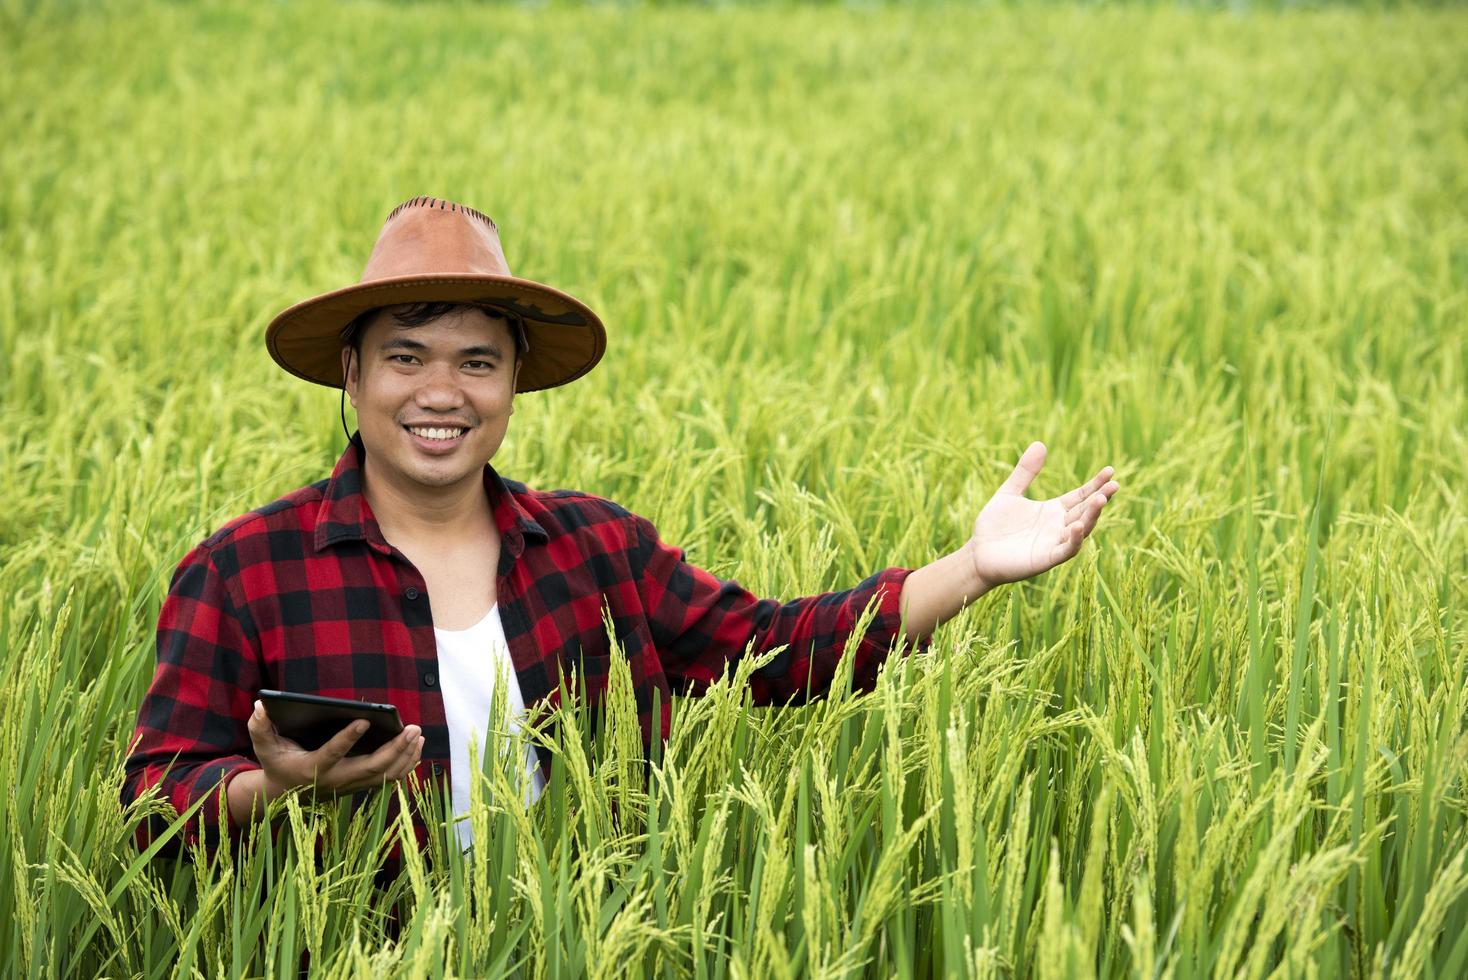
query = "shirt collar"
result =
(313, 431, 547, 556)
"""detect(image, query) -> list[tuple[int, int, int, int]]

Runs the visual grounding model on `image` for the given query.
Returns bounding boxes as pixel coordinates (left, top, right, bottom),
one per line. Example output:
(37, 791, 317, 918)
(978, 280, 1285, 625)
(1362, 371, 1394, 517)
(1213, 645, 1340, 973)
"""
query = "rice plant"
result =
(3, 0, 1466, 975)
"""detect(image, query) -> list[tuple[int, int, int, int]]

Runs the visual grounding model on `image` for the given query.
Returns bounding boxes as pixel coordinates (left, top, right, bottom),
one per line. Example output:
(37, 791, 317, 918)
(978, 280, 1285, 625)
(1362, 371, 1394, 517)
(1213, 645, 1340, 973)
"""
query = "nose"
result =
(414, 363, 466, 412)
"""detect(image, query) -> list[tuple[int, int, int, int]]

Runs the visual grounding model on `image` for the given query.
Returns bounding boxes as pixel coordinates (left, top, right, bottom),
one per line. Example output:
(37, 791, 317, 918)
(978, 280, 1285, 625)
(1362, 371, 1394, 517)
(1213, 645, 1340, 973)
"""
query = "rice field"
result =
(3, 0, 1467, 976)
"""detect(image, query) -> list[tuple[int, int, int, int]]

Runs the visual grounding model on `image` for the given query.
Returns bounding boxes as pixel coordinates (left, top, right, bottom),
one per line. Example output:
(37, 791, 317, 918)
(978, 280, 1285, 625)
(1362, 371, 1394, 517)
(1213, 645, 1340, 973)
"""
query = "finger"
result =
(1078, 491, 1110, 538)
(314, 718, 371, 772)
(389, 736, 426, 782)
(1064, 496, 1085, 527)
(1064, 479, 1119, 525)
(1051, 521, 1083, 564)
(354, 725, 423, 783)
(1058, 466, 1115, 509)
(318, 725, 417, 792)
(1056, 495, 1106, 553)
(998, 441, 1047, 496)
(381, 737, 422, 786)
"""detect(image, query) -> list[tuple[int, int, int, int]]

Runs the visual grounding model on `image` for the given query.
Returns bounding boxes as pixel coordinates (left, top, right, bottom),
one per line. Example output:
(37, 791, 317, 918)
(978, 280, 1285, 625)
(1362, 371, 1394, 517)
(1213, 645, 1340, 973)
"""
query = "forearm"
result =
(122, 746, 263, 852)
(897, 541, 991, 644)
(225, 768, 279, 828)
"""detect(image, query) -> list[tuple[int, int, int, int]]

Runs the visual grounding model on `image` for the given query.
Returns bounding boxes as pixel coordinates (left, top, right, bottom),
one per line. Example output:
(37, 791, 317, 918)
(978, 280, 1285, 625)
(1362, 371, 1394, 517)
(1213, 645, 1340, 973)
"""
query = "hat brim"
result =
(266, 273, 605, 392)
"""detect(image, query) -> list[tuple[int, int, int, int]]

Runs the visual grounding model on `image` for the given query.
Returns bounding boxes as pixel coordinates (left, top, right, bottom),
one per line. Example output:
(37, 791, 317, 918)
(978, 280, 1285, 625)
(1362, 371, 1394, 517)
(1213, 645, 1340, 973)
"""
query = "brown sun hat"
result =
(265, 196, 605, 392)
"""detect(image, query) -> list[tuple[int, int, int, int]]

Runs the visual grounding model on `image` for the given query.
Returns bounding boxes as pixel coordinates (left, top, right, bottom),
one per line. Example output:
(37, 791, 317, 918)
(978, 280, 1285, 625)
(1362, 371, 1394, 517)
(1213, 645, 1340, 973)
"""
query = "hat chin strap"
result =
(339, 348, 354, 445)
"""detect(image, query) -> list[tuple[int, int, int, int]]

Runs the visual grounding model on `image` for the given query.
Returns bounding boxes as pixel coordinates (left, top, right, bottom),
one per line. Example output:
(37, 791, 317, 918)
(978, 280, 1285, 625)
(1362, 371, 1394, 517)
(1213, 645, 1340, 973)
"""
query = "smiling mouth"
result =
(403, 425, 469, 442)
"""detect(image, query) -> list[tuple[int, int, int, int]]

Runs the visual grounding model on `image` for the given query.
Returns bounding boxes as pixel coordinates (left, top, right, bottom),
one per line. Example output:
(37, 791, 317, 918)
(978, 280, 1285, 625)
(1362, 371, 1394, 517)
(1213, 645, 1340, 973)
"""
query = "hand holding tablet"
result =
(245, 690, 422, 799)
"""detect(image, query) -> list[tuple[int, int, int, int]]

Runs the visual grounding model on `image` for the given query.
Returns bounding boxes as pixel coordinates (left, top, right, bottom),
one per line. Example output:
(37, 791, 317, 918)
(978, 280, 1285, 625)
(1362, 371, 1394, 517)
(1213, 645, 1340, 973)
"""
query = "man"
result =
(122, 196, 1119, 856)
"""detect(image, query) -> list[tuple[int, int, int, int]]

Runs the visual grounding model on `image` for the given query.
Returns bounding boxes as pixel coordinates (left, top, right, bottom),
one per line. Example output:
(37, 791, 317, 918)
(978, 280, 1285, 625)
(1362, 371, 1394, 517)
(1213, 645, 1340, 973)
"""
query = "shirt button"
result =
(405, 587, 419, 600)
(422, 671, 437, 688)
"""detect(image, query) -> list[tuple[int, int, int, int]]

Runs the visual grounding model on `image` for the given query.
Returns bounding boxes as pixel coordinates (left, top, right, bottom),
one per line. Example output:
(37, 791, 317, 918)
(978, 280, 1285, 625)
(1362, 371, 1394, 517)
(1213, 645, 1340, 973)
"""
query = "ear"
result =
(510, 357, 523, 414)
(340, 346, 358, 407)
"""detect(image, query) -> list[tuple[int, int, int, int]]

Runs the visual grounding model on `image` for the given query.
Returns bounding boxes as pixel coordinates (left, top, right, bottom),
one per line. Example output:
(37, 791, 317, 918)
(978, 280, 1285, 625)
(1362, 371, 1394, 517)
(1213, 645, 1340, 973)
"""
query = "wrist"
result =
(958, 538, 993, 598)
(226, 768, 270, 827)
(898, 543, 995, 643)
(261, 768, 291, 800)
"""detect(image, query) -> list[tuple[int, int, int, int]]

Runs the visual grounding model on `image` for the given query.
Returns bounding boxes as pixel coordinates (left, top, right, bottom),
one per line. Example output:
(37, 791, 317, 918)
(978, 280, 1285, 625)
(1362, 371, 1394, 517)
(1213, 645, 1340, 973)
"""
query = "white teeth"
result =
(408, 427, 464, 441)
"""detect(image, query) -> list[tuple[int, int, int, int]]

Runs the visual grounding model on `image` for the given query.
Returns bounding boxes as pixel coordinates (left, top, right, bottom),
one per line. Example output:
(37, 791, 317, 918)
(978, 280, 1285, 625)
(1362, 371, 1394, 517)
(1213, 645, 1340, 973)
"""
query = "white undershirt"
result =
(433, 604, 546, 851)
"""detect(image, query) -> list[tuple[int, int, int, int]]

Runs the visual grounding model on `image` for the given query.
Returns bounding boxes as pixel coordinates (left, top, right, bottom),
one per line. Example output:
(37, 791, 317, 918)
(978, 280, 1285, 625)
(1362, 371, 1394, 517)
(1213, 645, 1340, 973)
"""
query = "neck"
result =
(360, 453, 497, 547)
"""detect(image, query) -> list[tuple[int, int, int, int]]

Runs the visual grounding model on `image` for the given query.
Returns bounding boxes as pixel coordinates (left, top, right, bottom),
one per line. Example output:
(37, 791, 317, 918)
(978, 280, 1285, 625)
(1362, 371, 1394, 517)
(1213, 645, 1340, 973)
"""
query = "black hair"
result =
(337, 301, 531, 444)
(339, 301, 530, 361)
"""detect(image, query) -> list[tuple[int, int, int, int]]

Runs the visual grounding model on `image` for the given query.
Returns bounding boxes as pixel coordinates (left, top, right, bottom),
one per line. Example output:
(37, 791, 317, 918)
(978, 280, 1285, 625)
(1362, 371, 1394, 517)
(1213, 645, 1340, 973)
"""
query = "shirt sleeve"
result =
(120, 541, 264, 856)
(631, 514, 931, 705)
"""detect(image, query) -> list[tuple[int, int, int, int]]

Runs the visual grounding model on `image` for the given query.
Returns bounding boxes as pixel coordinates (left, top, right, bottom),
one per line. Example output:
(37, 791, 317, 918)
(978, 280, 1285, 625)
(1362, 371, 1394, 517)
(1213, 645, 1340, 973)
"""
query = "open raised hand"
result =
(966, 441, 1119, 590)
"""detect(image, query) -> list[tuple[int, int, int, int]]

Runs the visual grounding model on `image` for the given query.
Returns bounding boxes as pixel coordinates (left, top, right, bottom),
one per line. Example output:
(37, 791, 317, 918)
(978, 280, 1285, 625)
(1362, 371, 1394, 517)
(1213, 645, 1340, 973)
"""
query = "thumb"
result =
(247, 700, 282, 751)
(998, 441, 1046, 496)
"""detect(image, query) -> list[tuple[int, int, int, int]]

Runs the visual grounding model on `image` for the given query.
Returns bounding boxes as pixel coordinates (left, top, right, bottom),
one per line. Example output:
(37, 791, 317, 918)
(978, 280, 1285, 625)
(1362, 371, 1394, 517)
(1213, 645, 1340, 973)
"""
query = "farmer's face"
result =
(342, 306, 522, 492)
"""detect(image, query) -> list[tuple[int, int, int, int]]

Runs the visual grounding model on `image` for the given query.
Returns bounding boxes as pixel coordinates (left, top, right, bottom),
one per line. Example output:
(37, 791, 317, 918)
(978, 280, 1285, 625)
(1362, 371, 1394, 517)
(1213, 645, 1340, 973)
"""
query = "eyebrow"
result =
(379, 336, 505, 359)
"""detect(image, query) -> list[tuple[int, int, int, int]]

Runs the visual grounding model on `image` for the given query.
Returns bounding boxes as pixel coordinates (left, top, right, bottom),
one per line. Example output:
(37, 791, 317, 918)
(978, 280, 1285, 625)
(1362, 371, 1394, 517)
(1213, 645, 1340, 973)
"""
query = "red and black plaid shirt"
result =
(122, 432, 922, 853)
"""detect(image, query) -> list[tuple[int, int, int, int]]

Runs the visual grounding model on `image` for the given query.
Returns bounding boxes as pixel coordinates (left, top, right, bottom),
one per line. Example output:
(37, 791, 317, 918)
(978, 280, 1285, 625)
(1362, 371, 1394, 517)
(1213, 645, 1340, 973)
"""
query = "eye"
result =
(465, 360, 495, 370)
(390, 354, 418, 365)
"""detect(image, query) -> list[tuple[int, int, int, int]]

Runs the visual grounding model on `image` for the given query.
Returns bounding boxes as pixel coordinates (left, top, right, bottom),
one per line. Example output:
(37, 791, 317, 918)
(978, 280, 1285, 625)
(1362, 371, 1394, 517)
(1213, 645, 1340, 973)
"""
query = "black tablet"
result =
(257, 690, 405, 757)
